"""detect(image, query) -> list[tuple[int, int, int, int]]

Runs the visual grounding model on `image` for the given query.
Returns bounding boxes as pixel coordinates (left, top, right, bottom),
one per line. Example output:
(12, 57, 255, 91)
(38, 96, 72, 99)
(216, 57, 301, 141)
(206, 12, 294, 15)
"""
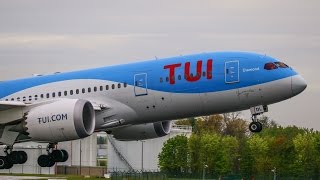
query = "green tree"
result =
(220, 136, 239, 174)
(188, 133, 202, 173)
(292, 133, 317, 178)
(246, 135, 272, 175)
(199, 133, 221, 174)
(159, 115, 320, 178)
(224, 118, 248, 139)
(199, 134, 239, 176)
(158, 135, 189, 172)
(257, 115, 277, 129)
(239, 138, 256, 178)
(195, 115, 224, 134)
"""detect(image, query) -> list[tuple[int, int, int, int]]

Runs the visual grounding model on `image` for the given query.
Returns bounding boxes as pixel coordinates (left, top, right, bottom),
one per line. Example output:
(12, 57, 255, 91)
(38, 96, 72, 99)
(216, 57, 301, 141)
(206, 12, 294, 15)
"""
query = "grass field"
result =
(0, 173, 110, 180)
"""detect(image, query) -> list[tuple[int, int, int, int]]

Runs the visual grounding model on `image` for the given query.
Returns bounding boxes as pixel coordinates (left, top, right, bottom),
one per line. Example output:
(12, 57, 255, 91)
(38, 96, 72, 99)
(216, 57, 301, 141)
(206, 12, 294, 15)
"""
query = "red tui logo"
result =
(164, 59, 212, 84)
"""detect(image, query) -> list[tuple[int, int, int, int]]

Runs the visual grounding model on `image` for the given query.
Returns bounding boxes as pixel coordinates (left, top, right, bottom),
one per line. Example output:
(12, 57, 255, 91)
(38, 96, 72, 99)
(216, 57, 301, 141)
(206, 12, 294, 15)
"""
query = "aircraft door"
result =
(134, 73, 148, 96)
(225, 61, 240, 84)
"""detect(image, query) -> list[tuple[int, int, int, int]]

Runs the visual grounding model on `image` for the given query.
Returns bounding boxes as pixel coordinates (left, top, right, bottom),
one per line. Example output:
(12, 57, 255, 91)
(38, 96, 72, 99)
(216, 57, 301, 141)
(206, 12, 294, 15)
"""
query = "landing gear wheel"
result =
(0, 156, 13, 169)
(249, 122, 262, 132)
(18, 151, 28, 164)
(38, 155, 51, 167)
(249, 105, 268, 133)
(7, 151, 28, 164)
(8, 151, 19, 164)
(51, 150, 64, 162)
(38, 143, 68, 167)
(47, 156, 55, 167)
(61, 150, 69, 162)
(4, 159, 13, 169)
(0, 156, 7, 169)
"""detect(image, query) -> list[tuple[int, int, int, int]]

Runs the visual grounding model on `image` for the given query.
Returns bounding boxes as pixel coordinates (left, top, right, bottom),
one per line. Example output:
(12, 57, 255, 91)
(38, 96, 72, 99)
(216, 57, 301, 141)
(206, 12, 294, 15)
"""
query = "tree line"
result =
(158, 114, 320, 179)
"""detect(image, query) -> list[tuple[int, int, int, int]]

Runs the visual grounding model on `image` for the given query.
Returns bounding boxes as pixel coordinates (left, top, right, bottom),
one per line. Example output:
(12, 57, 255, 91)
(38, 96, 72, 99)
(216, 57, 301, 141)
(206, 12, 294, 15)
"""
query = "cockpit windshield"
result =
(264, 63, 278, 70)
(264, 62, 289, 70)
(274, 62, 289, 68)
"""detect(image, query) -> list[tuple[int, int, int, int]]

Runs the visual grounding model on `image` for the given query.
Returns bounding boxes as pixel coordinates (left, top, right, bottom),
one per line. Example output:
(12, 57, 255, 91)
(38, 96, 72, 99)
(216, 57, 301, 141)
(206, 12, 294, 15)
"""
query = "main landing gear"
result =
(0, 146, 28, 169)
(249, 105, 268, 133)
(37, 143, 69, 167)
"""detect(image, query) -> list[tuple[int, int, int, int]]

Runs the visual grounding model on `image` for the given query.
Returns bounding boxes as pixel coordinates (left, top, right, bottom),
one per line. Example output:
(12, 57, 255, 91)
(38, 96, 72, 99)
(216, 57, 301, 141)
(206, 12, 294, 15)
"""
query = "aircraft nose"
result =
(291, 75, 307, 96)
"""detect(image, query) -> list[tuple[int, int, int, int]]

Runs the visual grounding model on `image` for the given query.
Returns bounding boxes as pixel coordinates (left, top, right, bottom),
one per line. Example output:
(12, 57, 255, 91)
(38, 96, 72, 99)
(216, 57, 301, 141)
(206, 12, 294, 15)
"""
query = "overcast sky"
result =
(0, 0, 319, 129)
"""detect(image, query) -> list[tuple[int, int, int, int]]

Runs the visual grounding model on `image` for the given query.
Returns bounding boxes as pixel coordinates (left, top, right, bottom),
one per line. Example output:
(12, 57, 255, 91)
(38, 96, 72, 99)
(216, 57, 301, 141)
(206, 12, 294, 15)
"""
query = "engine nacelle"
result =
(25, 99, 95, 142)
(110, 121, 172, 141)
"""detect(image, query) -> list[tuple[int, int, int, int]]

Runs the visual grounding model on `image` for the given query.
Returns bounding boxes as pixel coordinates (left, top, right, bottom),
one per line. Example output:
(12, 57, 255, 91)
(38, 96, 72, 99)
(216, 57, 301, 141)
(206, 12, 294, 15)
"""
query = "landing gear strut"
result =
(0, 145, 28, 169)
(37, 143, 68, 167)
(249, 105, 268, 133)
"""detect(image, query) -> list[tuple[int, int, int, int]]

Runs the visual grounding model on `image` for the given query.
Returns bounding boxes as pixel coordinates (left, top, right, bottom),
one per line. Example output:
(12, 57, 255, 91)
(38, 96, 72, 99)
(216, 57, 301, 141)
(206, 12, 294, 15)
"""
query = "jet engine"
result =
(110, 121, 172, 141)
(25, 99, 95, 142)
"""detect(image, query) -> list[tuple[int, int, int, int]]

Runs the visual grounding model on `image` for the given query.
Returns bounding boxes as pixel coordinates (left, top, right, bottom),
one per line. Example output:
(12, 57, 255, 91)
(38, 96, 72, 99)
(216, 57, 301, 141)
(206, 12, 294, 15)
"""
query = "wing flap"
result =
(0, 101, 26, 111)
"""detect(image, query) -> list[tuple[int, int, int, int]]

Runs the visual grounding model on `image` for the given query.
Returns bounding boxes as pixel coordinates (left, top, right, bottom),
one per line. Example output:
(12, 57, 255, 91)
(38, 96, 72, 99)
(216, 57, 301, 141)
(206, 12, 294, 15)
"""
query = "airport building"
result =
(0, 124, 192, 174)
(107, 125, 192, 171)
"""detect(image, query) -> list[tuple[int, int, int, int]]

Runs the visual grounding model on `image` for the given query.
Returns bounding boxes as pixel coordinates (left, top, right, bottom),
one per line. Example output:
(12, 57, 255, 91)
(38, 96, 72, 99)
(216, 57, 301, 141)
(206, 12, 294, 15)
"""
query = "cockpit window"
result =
(274, 62, 289, 68)
(264, 63, 278, 70)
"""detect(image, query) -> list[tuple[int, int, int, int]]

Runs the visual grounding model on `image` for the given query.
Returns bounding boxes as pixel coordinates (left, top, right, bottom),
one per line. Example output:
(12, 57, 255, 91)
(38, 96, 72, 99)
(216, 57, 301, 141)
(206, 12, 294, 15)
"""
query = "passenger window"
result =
(166, 77, 169, 82)
(58, 92, 62, 97)
(17, 97, 21, 101)
(274, 62, 289, 68)
(41, 94, 44, 98)
(23, 97, 26, 101)
(264, 63, 278, 70)
(70, 90, 74, 95)
(112, 84, 115, 89)
(106, 85, 109, 90)
(100, 86, 103, 91)
(35, 95, 38, 100)
(202, 72, 206, 77)
(5, 99, 8, 101)
(118, 83, 121, 88)
(11, 98, 14, 101)
(29, 96, 32, 101)
(52, 92, 55, 98)
(46, 93, 50, 98)
(178, 75, 182, 80)
(76, 89, 79, 94)
(82, 88, 86, 93)
(160, 77, 163, 83)
(94, 87, 97, 92)
(88, 88, 91, 93)
(124, 83, 127, 88)
(64, 91, 68, 96)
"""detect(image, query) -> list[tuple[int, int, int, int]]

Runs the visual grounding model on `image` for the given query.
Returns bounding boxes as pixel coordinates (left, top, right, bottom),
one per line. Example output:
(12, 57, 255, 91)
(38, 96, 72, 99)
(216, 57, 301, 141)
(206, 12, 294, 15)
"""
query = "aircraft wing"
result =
(0, 101, 26, 111)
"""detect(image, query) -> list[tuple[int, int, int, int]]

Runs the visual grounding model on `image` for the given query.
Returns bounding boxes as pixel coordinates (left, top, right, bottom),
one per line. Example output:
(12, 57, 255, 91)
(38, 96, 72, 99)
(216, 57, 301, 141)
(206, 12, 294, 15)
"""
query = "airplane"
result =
(0, 51, 306, 169)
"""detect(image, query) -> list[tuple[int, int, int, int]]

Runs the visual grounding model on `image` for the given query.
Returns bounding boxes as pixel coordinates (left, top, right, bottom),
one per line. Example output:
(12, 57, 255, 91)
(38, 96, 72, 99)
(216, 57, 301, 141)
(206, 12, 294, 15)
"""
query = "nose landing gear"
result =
(37, 143, 69, 167)
(249, 105, 268, 133)
(249, 116, 263, 132)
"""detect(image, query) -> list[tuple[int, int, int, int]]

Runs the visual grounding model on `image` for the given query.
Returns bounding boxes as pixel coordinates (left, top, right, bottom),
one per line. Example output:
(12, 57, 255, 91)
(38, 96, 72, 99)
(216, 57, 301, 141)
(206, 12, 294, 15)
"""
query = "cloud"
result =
(0, 33, 168, 49)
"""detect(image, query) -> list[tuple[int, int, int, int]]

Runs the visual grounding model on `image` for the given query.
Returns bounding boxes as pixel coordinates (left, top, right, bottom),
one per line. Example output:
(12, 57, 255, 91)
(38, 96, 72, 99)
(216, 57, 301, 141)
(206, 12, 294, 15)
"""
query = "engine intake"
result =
(25, 99, 95, 142)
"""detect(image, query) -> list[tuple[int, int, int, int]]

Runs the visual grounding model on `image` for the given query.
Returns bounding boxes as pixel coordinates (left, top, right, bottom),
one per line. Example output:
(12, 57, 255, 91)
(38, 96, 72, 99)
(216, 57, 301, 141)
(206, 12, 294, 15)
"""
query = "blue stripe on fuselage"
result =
(0, 52, 297, 98)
